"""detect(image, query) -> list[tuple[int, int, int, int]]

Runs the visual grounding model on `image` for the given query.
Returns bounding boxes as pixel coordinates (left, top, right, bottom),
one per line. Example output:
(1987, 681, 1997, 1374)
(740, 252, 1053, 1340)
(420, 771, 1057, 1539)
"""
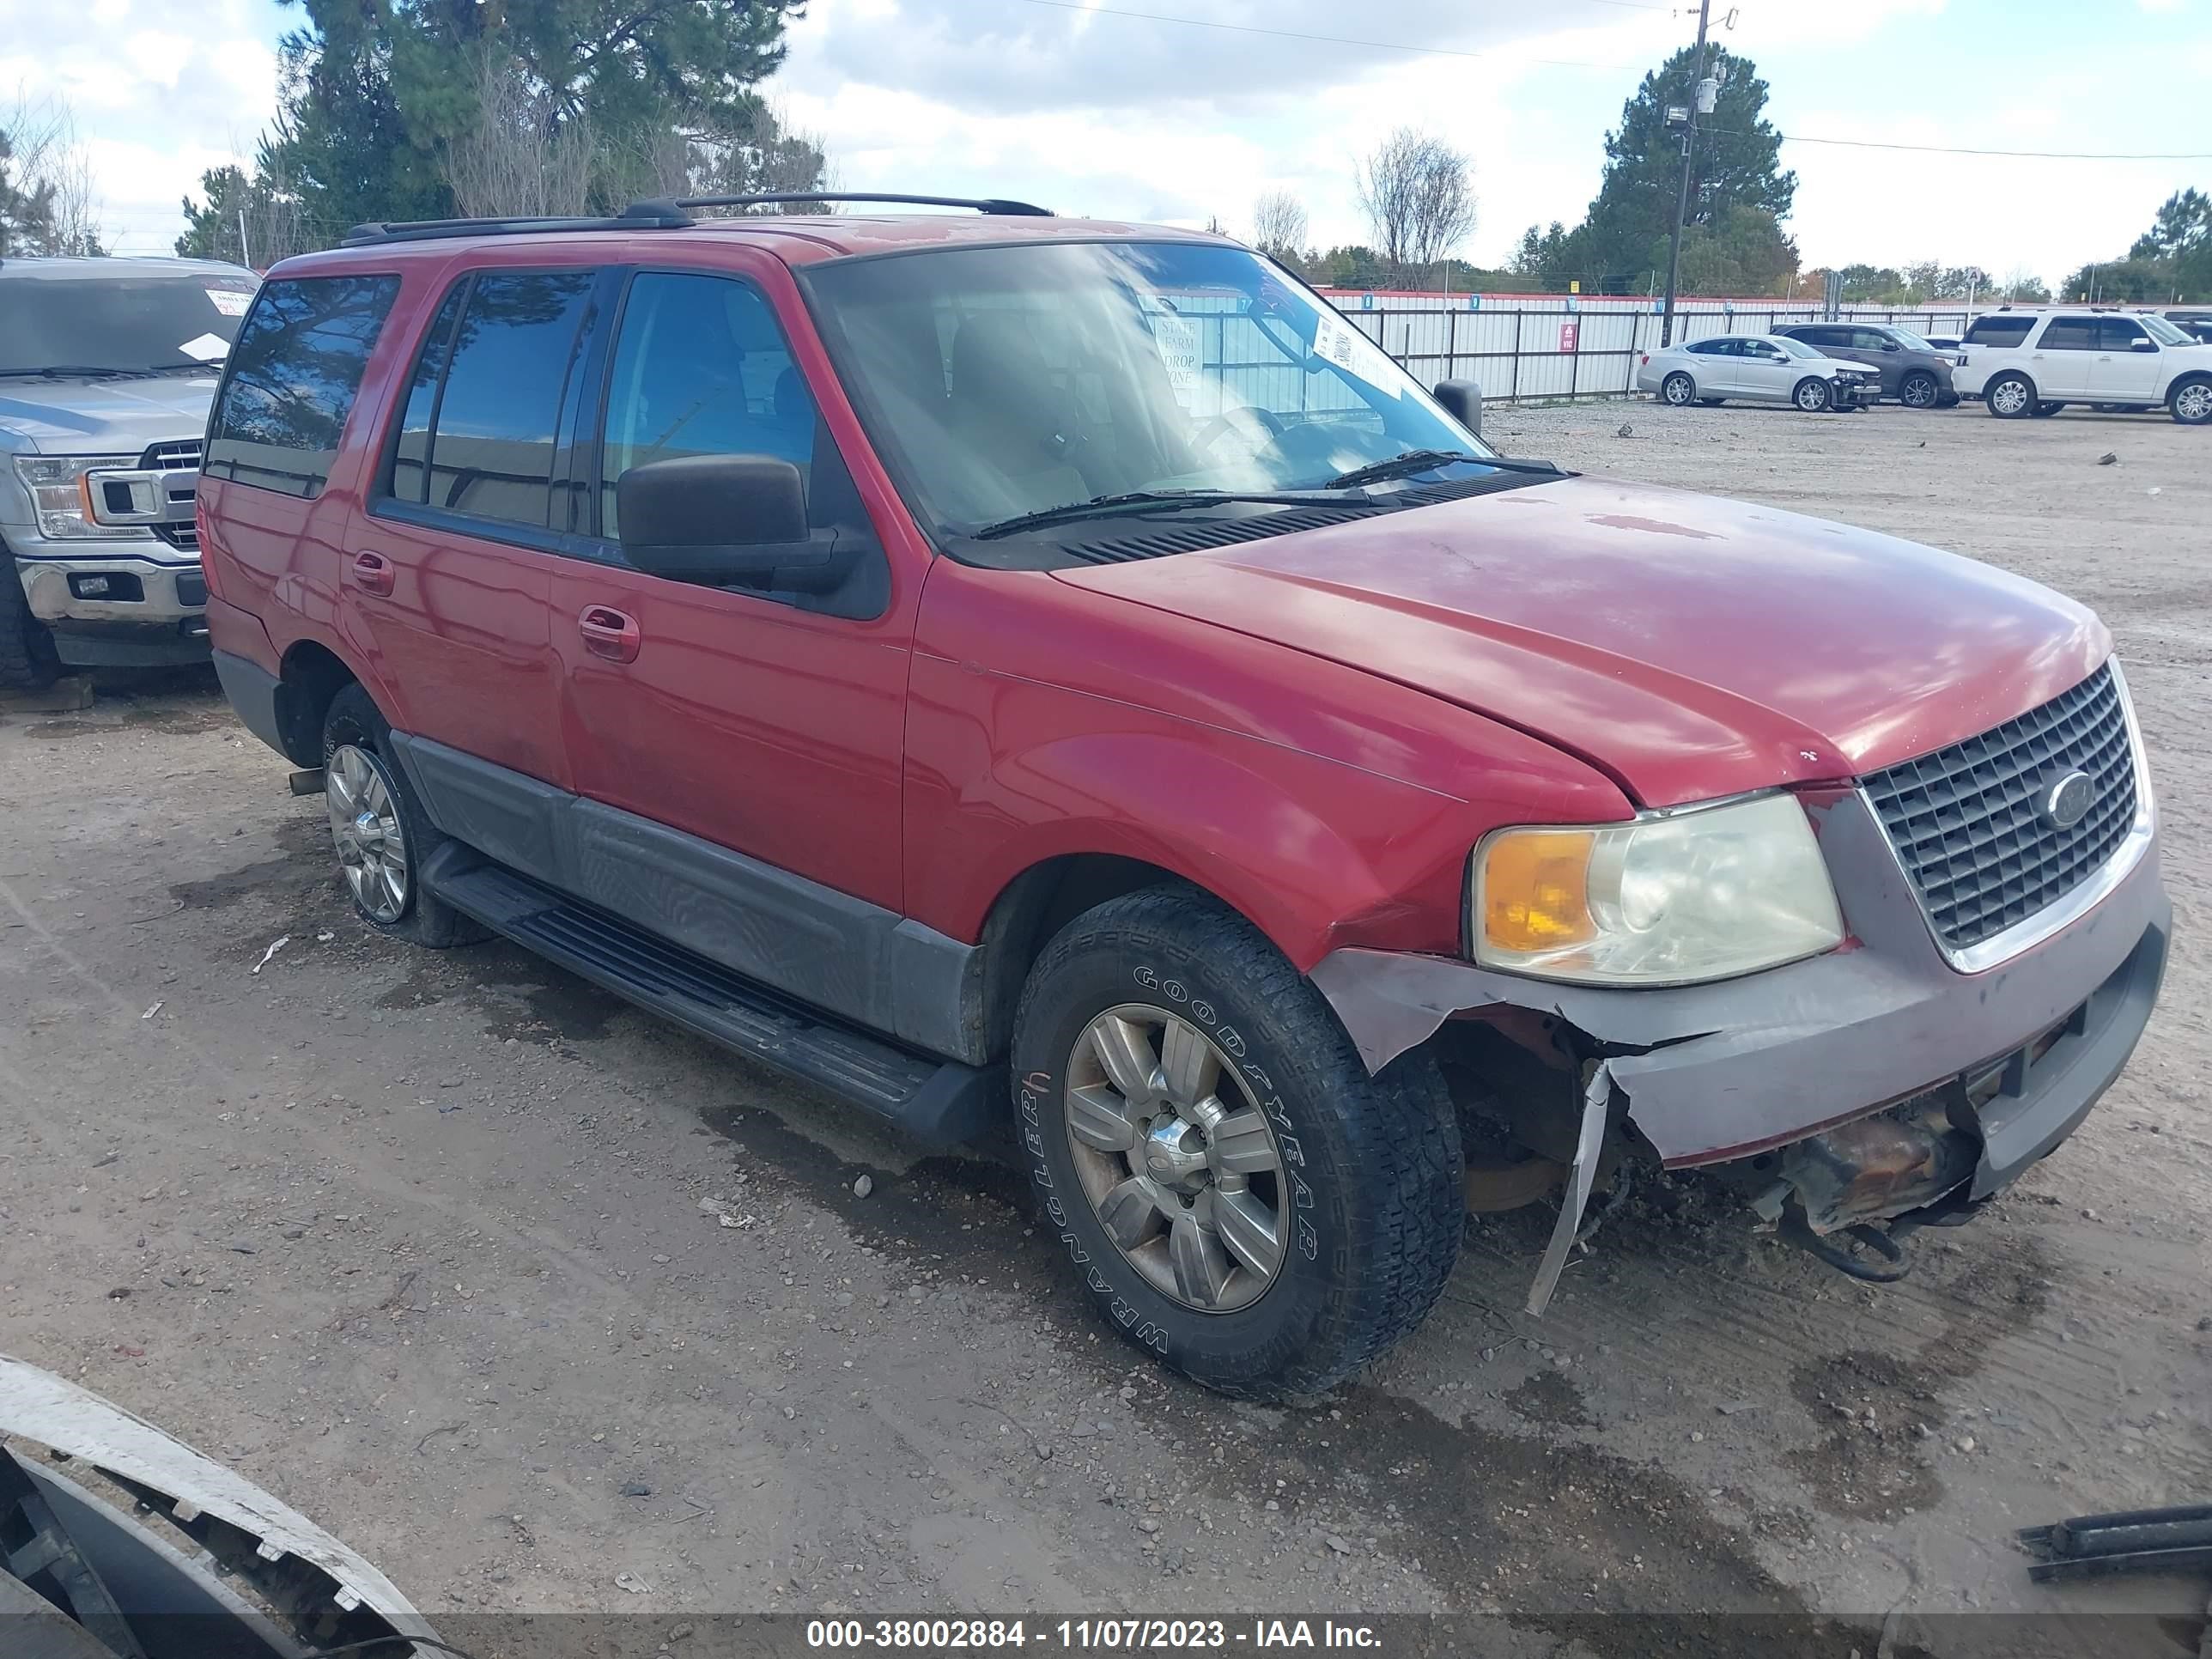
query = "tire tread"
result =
(1018, 885, 1462, 1399)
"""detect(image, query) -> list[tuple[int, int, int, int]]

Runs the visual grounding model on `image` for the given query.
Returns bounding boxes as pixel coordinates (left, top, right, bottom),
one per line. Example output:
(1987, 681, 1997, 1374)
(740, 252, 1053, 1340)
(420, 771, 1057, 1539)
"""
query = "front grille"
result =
(141, 439, 201, 551)
(141, 438, 203, 471)
(1863, 664, 2137, 953)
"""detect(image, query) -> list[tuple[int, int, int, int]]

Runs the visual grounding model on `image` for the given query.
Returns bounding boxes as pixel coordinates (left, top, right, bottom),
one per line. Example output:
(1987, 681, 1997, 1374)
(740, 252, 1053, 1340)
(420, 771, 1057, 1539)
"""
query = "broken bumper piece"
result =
(1, 1353, 441, 1657)
(1312, 789, 2171, 1305)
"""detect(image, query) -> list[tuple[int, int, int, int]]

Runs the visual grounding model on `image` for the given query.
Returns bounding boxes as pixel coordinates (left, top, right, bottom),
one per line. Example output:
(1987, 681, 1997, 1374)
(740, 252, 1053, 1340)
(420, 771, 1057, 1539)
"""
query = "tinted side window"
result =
(599, 273, 817, 539)
(1965, 315, 2034, 346)
(2100, 318, 2149, 349)
(205, 276, 400, 499)
(422, 271, 595, 528)
(389, 281, 470, 506)
(1850, 328, 1895, 350)
(1685, 338, 1731, 356)
(1796, 327, 1844, 349)
(2039, 318, 2098, 350)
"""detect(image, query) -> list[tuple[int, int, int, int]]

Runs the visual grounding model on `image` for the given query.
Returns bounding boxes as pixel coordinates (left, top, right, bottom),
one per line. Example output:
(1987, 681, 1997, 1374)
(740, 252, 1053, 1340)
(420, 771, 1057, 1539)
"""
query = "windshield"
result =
(802, 240, 1496, 536)
(2139, 313, 2192, 346)
(1885, 326, 1936, 351)
(0, 273, 254, 377)
(1771, 335, 1823, 359)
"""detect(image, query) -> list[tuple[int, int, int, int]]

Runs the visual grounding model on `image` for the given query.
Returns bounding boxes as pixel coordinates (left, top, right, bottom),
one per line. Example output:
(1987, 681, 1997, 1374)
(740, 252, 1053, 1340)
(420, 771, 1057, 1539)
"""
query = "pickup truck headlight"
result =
(1471, 793, 1844, 986)
(11, 454, 147, 540)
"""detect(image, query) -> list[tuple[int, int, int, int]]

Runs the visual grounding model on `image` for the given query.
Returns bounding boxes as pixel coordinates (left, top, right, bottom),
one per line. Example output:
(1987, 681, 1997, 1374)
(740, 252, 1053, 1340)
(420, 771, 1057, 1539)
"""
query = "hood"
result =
(1053, 474, 2106, 808)
(0, 373, 221, 455)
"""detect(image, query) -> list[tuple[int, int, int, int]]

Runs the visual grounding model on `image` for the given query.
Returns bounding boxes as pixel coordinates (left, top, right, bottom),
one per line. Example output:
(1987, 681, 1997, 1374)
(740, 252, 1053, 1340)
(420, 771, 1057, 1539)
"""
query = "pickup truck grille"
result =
(141, 439, 201, 552)
(1863, 663, 2136, 955)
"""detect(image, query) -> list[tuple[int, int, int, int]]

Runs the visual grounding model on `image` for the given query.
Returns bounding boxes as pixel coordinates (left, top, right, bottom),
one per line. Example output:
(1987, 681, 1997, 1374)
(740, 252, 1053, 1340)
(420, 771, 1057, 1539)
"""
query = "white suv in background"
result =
(1955, 307, 2212, 424)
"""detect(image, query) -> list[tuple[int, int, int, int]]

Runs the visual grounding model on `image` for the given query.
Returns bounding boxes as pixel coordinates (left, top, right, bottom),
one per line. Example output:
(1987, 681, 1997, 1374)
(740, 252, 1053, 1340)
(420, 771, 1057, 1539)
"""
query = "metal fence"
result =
(1335, 304, 1978, 404)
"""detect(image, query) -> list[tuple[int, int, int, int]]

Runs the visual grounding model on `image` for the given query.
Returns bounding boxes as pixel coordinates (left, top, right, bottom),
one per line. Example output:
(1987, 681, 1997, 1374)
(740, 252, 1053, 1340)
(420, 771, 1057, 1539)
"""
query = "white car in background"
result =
(1955, 308, 2212, 423)
(1636, 333, 1881, 412)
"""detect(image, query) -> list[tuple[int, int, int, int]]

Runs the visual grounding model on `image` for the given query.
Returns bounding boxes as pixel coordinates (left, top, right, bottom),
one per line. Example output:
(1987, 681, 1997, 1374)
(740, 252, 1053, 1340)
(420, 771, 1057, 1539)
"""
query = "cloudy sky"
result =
(10, 0, 2209, 289)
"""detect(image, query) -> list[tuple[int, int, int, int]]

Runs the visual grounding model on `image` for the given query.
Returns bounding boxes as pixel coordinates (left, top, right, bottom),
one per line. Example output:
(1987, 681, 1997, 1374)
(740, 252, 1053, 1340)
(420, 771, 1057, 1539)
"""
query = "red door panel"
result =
(349, 511, 568, 789)
(550, 564, 909, 910)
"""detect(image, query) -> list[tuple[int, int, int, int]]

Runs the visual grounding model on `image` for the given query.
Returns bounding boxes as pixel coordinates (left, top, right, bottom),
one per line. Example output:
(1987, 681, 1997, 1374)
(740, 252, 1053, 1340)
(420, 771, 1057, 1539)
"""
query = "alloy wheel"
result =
(327, 743, 410, 924)
(1990, 378, 2031, 416)
(1662, 374, 1694, 406)
(2176, 382, 2212, 422)
(1063, 1004, 1285, 1314)
(1901, 374, 1938, 409)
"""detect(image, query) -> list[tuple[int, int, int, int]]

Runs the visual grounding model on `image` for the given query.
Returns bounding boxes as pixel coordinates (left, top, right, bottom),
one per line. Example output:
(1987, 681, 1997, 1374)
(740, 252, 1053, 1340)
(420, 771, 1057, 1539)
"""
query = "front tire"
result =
(1986, 373, 2036, 418)
(0, 555, 62, 692)
(1012, 887, 1462, 1400)
(2172, 378, 2212, 426)
(1661, 372, 1696, 407)
(1899, 371, 1940, 410)
(1793, 376, 1832, 413)
(322, 684, 485, 948)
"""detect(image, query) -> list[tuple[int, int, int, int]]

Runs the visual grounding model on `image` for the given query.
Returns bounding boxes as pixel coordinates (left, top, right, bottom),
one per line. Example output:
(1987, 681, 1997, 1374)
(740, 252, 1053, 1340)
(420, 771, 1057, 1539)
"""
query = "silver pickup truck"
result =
(1, 256, 257, 688)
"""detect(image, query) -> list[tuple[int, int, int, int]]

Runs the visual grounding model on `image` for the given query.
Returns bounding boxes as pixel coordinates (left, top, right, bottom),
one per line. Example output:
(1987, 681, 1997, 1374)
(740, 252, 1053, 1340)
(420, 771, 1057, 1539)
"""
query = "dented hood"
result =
(1052, 474, 2108, 806)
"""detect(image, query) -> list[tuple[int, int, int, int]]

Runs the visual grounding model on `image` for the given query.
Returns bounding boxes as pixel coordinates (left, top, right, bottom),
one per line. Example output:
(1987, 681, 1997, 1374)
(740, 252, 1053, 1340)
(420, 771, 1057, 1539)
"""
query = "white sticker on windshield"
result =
(1312, 313, 1403, 398)
(178, 332, 230, 362)
(205, 288, 253, 317)
(1152, 316, 1201, 407)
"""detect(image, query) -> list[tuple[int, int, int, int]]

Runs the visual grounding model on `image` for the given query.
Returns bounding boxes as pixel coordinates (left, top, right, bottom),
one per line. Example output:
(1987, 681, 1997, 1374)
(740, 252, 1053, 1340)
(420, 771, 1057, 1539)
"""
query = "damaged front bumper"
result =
(1, 1353, 441, 1657)
(1313, 789, 2170, 1309)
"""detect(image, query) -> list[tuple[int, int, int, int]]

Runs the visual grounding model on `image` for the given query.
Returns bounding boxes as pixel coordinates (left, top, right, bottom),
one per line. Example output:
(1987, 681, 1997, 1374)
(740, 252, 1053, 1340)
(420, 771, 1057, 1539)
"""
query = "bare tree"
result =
(443, 47, 594, 219)
(1355, 128, 1475, 283)
(1250, 190, 1308, 263)
(3, 90, 105, 254)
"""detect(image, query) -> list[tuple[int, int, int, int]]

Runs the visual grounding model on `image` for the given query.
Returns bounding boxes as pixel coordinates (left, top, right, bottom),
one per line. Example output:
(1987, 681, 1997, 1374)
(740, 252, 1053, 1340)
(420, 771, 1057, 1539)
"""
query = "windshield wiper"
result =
(0, 364, 144, 380)
(1321, 449, 1562, 489)
(970, 489, 1348, 541)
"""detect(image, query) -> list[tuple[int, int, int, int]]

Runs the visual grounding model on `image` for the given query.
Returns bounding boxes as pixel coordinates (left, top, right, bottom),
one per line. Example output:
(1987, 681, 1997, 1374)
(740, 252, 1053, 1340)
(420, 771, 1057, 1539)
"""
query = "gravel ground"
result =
(1, 398, 2206, 1656)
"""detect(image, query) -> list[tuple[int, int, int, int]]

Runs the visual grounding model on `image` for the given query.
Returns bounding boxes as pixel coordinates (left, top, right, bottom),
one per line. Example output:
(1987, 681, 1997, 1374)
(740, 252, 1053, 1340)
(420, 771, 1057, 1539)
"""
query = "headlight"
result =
(1471, 793, 1844, 986)
(11, 454, 147, 540)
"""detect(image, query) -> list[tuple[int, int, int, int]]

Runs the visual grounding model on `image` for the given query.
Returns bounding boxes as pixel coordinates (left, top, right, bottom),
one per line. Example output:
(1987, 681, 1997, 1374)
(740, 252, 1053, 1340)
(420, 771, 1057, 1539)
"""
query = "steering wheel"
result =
(1193, 403, 1286, 459)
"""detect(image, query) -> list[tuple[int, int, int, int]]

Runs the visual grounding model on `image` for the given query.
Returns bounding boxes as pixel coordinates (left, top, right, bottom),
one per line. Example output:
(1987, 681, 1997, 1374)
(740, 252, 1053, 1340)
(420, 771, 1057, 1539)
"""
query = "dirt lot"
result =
(3, 400, 2207, 1655)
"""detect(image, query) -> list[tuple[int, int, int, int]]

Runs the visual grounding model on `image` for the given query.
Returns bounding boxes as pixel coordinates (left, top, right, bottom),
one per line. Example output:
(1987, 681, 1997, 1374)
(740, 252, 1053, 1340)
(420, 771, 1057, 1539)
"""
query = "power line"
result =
(1777, 131, 2212, 162)
(1006, 0, 1653, 71)
(1006, 1, 2212, 163)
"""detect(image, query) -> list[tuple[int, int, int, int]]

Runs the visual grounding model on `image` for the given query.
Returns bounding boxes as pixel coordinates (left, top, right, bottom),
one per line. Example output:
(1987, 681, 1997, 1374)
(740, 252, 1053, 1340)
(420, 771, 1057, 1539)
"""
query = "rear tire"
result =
(0, 553, 62, 692)
(1012, 886, 1462, 1401)
(321, 684, 486, 948)
(1661, 372, 1697, 406)
(1986, 373, 2036, 418)
(1793, 376, 1832, 413)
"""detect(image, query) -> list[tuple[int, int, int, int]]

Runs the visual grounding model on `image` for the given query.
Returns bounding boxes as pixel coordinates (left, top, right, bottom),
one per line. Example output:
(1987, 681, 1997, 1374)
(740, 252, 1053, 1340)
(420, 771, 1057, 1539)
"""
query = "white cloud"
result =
(1, 0, 279, 254)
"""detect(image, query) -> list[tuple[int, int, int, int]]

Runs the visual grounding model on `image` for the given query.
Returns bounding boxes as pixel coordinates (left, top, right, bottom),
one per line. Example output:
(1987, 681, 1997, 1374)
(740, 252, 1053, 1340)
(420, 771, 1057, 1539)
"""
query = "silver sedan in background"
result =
(1636, 332, 1881, 412)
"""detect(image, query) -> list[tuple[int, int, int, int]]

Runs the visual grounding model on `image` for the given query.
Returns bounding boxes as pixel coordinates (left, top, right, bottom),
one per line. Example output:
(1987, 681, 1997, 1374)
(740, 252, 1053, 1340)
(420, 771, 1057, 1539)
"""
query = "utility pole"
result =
(238, 208, 252, 270)
(1659, 0, 1713, 348)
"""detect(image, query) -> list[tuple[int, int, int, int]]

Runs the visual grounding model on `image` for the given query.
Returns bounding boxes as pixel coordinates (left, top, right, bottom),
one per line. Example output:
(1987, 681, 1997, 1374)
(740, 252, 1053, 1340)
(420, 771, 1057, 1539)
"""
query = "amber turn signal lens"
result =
(1480, 830, 1596, 953)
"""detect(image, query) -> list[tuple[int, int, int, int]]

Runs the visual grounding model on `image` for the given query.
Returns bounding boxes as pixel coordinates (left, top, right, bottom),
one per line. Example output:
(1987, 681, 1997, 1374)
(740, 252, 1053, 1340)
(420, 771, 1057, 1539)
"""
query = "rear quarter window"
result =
(1963, 315, 2034, 347)
(204, 275, 401, 499)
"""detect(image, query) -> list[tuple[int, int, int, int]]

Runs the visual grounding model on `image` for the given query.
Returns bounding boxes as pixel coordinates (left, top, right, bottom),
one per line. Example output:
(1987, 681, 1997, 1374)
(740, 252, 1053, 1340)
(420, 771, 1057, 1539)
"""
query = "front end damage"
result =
(1312, 788, 2171, 1315)
(1, 1353, 440, 1658)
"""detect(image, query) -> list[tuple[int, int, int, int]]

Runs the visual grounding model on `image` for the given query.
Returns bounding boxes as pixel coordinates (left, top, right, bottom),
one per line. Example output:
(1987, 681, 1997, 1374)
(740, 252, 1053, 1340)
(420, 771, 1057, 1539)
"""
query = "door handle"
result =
(349, 550, 395, 597)
(577, 604, 641, 664)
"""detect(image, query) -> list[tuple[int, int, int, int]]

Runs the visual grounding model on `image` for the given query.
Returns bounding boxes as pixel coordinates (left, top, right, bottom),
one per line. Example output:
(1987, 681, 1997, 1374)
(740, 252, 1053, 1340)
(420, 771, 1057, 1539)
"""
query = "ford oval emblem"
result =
(2042, 769, 2094, 831)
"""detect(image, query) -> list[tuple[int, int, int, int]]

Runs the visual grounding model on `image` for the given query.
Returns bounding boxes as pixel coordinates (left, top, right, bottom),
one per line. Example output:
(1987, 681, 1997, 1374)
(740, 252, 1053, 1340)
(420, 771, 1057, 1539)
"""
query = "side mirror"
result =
(2132, 337, 2160, 353)
(617, 454, 836, 586)
(1431, 378, 1482, 439)
(1882, 340, 1901, 351)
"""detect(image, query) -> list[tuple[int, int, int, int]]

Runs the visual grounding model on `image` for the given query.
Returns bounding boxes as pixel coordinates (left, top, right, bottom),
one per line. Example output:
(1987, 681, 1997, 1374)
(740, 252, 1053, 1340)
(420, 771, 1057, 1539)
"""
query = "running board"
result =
(420, 848, 1003, 1147)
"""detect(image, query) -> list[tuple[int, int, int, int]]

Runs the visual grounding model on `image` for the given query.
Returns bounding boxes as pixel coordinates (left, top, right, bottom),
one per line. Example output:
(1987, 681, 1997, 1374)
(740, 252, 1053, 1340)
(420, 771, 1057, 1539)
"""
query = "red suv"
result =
(200, 196, 2169, 1400)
